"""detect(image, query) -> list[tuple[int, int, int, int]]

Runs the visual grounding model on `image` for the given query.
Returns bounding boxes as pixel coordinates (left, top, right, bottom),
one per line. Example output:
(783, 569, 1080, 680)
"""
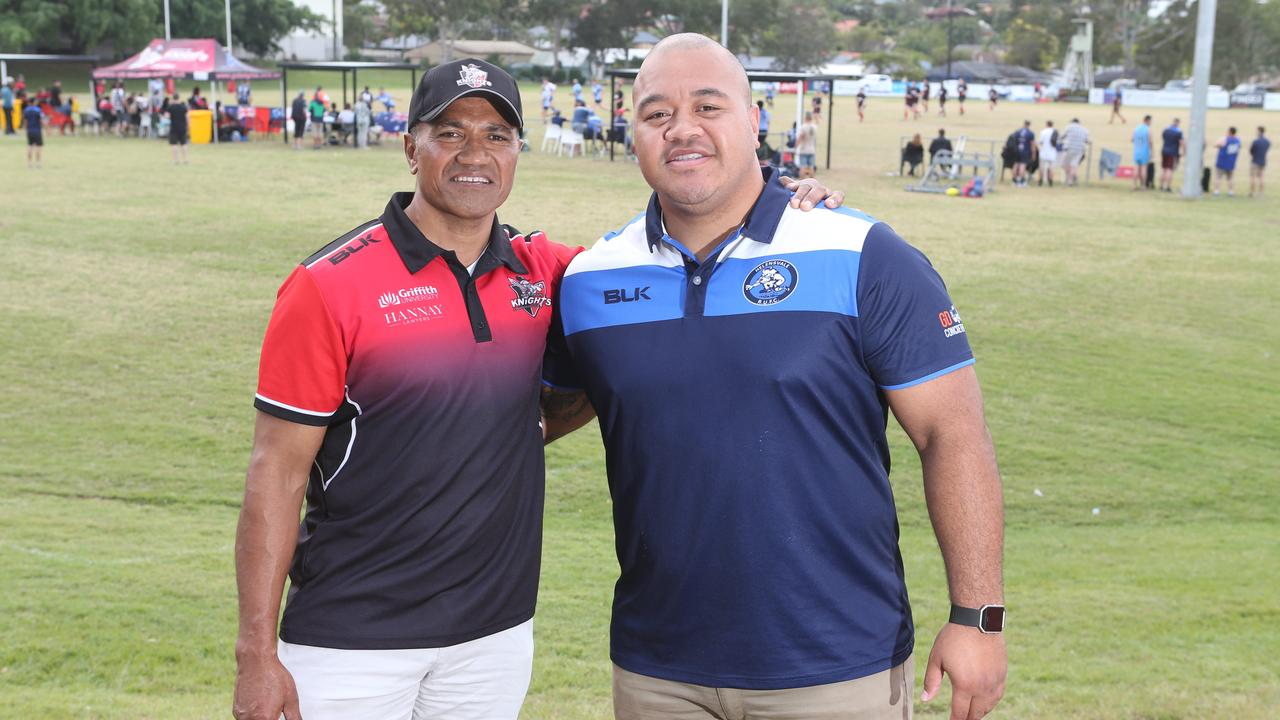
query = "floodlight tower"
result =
(1061, 14, 1094, 92)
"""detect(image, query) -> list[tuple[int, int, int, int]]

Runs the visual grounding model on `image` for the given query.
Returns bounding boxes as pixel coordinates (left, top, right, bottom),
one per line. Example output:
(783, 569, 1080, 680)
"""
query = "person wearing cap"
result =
(232, 57, 573, 720)
(232, 55, 842, 720)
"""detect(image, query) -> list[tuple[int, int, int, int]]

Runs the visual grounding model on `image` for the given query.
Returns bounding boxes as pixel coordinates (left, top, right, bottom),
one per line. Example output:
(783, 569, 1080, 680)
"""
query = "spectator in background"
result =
(901, 132, 924, 176)
(765, 81, 776, 108)
(49, 80, 62, 110)
(167, 93, 189, 164)
(21, 98, 43, 168)
(921, 81, 930, 113)
(137, 93, 152, 138)
(1059, 117, 1090, 187)
(756, 100, 770, 144)
(957, 78, 968, 115)
(540, 78, 555, 122)
(309, 91, 326, 148)
(111, 81, 127, 136)
(1132, 115, 1153, 190)
(189, 86, 208, 110)
(376, 87, 394, 111)
(355, 97, 371, 149)
(989, 86, 999, 110)
(359, 85, 373, 106)
(1249, 126, 1269, 197)
(1160, 117, 1185, 192)
(14, 73, 25, 93)
(337, 103, 356, 144)
(549, 106, 565, 128)
(1038, 120, 1059, 187)
(1012, 120, 1036, 187)
(592, 78, 603, 108)
(856, 86, 867, 122)
(60, 95, 78, 135)
(291, 91, 307, 150)
(570, 98, 589, 135)
(928, 128, 952, 164)
(572, 77, 583, 102)
(149, 77, 164, 110)
(797, 111, 819, 173)
(938, 83, 948, 117)
(1110, 88, 1126, 124)
(237, 80, 252, 106)
(2, 79, 14, 135)
(1212, 126, 1242, 197)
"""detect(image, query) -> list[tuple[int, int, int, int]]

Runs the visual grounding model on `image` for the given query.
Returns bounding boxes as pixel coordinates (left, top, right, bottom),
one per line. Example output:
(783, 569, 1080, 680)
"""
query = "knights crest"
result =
(509, 276, 552, 317)
(456, 64, 493, 89)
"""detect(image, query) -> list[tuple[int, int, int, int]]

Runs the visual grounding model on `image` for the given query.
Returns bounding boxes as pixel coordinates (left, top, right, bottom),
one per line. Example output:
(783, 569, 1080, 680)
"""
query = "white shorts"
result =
(278, 619, 534, 720)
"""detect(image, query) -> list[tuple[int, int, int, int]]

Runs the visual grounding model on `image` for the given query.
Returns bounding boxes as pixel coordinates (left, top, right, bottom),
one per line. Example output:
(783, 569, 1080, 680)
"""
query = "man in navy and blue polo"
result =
(542, 35, 1006, 720)
(233, 59, 578, 720)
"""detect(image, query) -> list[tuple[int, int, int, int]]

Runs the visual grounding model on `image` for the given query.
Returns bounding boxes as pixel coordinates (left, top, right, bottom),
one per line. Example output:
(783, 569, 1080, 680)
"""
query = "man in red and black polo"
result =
(232, 59, 577, 720)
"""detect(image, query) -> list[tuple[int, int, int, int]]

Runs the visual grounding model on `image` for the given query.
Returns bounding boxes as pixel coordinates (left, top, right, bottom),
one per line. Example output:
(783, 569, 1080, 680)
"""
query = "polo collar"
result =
(381, 192, 528, 275)
(645, 166, 792, 252)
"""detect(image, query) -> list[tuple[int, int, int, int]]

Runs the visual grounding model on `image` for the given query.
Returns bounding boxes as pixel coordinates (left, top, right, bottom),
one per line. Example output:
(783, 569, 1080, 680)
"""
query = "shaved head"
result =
(637, 33, 751, 107)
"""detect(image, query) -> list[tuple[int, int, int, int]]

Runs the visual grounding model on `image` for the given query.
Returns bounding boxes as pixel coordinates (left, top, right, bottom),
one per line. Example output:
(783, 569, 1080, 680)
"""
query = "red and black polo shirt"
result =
(255, 191, 579, 650)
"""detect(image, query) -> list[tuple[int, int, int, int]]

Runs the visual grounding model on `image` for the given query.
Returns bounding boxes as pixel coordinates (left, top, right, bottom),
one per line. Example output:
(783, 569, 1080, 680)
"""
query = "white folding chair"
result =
(540, 124, 562, 153)
(559, 128, 584, 158)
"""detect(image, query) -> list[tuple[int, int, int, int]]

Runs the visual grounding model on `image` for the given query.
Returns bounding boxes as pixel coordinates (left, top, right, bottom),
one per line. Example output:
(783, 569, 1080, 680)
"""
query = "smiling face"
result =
(403, 96, 521, 220)
(631, 39, 760, 212)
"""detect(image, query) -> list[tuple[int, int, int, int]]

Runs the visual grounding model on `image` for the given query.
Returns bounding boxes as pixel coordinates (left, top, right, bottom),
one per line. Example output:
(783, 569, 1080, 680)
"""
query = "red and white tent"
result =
(92, 39, 280, 81)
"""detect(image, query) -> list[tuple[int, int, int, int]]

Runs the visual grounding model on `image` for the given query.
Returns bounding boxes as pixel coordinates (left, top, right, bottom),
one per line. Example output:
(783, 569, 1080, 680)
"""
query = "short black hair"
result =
(1228, 126, 1236, 134)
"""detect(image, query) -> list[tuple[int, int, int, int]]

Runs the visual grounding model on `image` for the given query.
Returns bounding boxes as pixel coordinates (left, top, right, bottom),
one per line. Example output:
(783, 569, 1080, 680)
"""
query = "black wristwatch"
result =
(949, 603, 1006, 634)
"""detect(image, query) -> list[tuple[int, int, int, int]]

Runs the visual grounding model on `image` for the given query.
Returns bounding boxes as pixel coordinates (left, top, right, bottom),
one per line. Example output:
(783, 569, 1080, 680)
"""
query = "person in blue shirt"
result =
(1212, 126, 1242, 196)
(1159, 117, 1185, 192)
(1012, 120, 1036, 187)
(592, 79, 603, 107)
(21, 101, 44, 168)
(541, 33, 1006, 720)
(1132, 115, 1153, 190)
(1, 80, 14, 135)
(570, 98, 590, 134)
(572, 78, 583, 102)
(1249, 126, 1269, 197)
(755, 99, 770, 144)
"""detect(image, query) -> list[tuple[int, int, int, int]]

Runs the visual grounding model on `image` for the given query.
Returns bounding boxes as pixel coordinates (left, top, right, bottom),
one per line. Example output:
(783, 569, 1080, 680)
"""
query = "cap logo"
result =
(456, 64, 492, 89)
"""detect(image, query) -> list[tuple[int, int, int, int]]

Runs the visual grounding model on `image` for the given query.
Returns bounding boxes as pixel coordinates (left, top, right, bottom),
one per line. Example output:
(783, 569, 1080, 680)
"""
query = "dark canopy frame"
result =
(0, 53, 103, 101)
(278, 61, 419, 143)
(604, 68, 838, 169)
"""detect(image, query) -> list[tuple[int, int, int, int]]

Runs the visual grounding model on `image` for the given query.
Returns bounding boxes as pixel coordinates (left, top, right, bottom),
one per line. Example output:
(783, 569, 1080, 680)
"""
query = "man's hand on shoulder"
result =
(233, 651, 302, 720)
(921, 622, 1007, 720)
(777, 175, 846, 210)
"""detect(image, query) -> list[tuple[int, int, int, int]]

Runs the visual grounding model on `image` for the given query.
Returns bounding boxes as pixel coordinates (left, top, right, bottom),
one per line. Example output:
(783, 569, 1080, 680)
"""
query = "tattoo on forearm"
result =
(540, 387, 590, 421)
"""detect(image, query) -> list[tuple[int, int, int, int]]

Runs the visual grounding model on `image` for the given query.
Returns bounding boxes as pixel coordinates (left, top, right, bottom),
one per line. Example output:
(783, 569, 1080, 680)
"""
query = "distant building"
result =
(405, 39, 539, 66)
(276, 0, 343, 61)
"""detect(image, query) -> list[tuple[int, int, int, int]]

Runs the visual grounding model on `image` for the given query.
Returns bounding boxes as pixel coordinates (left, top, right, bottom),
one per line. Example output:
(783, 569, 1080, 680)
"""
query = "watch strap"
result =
(949, 604, 983, 627)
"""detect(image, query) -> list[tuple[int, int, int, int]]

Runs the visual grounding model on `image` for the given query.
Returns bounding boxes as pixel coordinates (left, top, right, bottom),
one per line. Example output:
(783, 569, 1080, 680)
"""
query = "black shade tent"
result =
(604, 68, 839, 169)
(278, 61, 419, 143)
(0, 53, 103, 101)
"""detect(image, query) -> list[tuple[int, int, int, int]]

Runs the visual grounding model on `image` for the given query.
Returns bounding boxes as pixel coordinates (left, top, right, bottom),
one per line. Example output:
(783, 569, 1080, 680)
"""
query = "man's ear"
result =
(403, 130, 418, 175)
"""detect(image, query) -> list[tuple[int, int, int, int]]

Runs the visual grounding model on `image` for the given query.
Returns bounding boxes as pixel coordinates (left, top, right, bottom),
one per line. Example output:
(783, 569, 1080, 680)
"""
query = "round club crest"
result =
(742, 259, 798, 306)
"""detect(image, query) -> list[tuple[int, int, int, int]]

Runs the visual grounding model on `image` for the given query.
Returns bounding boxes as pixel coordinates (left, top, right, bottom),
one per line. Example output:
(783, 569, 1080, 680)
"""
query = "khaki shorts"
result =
(613, 656, 913, 720)
(1251, 163, 1265, 178)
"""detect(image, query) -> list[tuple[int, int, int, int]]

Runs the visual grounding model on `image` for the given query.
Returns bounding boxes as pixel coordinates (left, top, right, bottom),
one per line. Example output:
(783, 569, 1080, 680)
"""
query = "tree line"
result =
(4, 0, 1276, 86)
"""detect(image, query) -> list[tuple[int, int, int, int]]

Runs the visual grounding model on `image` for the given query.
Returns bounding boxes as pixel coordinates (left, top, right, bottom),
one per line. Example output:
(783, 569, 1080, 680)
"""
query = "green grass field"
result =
(1, 85, 1278, 720)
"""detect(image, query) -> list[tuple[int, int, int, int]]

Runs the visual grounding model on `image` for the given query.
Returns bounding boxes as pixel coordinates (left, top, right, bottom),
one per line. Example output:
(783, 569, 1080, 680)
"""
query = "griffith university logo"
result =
(456, 64, 493, 89)
(938, 305, 966, 338)
(743, 259, 798, 306)
(377, 285, 439, 309)
(509, 276, 552, 317)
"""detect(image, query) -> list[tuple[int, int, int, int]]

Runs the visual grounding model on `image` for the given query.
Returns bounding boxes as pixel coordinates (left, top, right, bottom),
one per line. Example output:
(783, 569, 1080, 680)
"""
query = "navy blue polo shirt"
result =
(544, 169, 975, 689)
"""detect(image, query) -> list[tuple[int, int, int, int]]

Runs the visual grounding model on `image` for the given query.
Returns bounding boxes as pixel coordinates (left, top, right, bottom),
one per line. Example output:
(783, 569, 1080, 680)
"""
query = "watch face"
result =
(980, 605, 1006, 632)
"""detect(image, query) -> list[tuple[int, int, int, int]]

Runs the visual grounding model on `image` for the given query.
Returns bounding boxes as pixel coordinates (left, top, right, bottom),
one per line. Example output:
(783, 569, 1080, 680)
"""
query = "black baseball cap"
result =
(407, 58, 523, 133)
